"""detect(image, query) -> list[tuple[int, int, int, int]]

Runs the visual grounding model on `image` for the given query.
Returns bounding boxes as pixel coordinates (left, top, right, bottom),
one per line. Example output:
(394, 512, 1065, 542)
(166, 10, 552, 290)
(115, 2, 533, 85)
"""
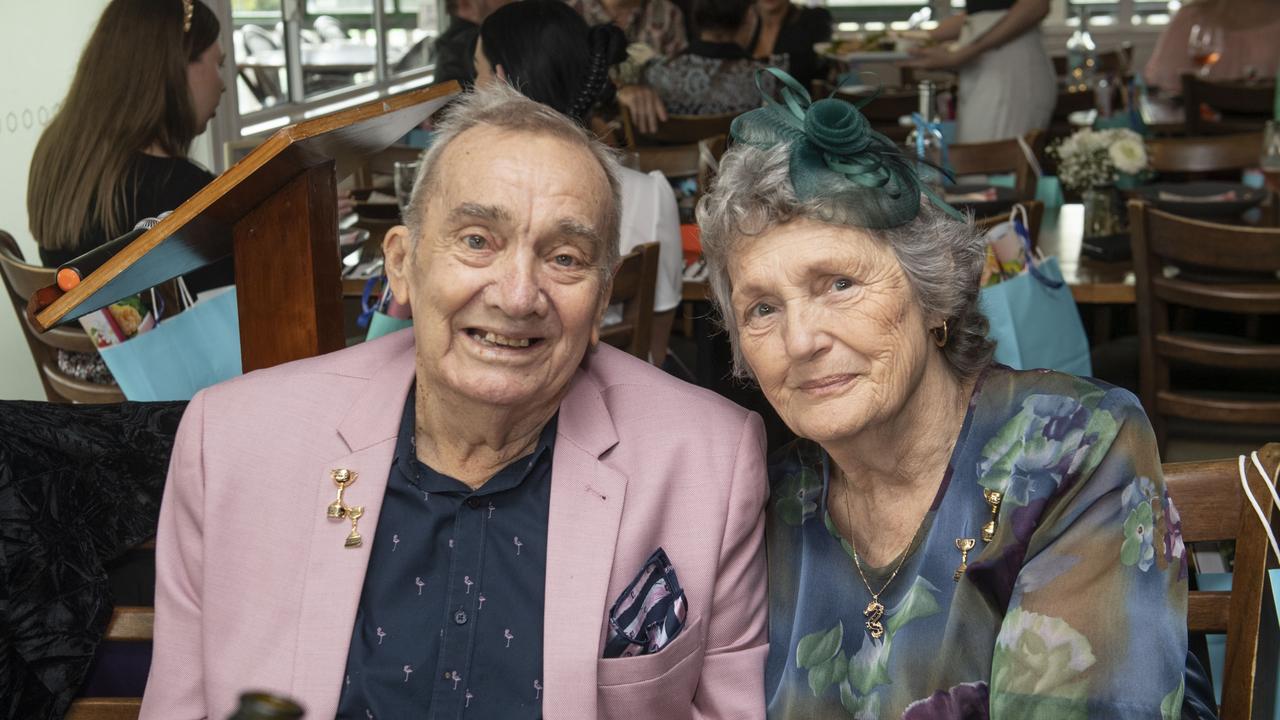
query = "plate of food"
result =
(816, 33, 909, 62)
(1130, 181, 1267, 219)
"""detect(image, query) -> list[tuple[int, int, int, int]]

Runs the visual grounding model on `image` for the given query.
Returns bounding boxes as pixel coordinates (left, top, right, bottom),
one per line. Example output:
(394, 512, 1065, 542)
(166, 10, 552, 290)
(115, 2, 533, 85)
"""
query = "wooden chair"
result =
(0, 231, 124, 403)
(1148, 131, 1267, 179)
(1164, 443, 1280, 720)
(1129, 201, 1280, 451)
(973, 200, 1045, 249)
(620, 110, 737, 150)
(600, 242, 660, 360)
(64, 606, 154, 720)
(948, 130, 1045, 200)
(1182, 75, 1276, 136)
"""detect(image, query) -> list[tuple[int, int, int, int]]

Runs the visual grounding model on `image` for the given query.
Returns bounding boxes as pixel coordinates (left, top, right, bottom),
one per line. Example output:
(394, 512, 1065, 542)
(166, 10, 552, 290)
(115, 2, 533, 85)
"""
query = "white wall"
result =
(0, 2, 217, 400)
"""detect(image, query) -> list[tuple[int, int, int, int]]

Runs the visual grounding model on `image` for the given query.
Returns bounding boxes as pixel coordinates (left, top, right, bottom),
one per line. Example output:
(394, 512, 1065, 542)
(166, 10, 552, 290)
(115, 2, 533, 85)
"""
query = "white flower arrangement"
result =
(1048, 128, 1149, 192)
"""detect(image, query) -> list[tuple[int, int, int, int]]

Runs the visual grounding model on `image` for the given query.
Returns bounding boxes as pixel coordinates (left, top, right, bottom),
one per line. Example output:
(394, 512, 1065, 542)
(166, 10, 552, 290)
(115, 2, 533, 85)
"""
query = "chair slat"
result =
(1164, 458, 1245, 542)
(1156, 334, 1280, 370)
(104, 606, 154, 642)
(1188, 591, 1232, 633)
(1153, 277, 1280, 315)
(1157, 391, 1280, 425)
(64, 698, 142, 720)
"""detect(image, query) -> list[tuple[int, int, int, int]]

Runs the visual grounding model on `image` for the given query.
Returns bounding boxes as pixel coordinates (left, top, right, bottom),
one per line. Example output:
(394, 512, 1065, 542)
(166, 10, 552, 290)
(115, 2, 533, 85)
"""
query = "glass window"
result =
(385, 0, 439, 75)
(232, 0, 290, 114)
(303, 0, 377, 97)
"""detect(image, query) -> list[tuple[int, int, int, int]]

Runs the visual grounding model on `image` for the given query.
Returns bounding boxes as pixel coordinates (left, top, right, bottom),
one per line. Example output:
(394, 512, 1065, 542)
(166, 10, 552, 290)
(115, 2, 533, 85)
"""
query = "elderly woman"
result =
(697, 69, 1212, 718)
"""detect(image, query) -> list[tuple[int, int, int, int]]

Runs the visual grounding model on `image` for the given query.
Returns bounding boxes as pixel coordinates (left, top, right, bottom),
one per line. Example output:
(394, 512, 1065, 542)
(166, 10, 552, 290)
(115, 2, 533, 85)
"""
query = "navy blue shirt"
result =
(337, 387, 555, 719)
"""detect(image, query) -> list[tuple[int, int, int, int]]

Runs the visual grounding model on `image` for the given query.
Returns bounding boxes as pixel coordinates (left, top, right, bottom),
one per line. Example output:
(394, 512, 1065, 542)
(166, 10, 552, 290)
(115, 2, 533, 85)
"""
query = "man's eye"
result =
(832, 277, 854, 291)
(553, 254, 578, 267)
(464, 234, 486, 250)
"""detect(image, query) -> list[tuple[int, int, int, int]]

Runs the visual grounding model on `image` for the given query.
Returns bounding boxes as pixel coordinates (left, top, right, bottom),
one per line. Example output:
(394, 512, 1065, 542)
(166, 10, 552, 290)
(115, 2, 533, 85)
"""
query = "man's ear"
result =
(383, 225, 415, 305)
(590, 273, 615, 347)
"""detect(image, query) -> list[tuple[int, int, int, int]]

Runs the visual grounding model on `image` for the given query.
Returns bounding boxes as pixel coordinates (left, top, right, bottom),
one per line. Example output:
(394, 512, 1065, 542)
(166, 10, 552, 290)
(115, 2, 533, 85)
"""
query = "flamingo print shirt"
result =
(338, 387, 556, 719)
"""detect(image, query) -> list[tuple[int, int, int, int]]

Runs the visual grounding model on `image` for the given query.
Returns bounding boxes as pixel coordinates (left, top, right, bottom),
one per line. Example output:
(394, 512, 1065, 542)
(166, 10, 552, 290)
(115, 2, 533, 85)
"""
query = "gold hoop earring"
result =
(931, 320, 949, 348)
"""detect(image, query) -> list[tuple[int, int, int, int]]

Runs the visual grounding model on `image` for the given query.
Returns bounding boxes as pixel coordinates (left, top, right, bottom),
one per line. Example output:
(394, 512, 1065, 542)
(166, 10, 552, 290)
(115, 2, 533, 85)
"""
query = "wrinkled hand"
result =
(901, 44, 979, 71)
(617, 84, 668, 137)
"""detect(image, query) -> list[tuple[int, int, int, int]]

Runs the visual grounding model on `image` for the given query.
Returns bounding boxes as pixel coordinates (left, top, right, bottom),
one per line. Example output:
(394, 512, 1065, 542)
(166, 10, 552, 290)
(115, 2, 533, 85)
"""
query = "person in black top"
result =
(27, 0, 229, 293)
(748, 0, 832, 92)
(901, 0, 1055, 142)
(645, 0, 781, 115)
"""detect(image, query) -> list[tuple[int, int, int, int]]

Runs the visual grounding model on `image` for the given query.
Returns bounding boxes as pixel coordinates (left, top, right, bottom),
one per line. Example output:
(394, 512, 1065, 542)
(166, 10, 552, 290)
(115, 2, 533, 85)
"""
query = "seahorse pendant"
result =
(863, 599, 885, 639)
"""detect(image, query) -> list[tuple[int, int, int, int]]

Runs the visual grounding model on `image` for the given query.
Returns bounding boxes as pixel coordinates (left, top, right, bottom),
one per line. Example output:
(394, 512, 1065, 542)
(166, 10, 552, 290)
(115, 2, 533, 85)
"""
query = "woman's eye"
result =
(553, 253, 578, 268)
(464, 234, 486, 250)
(832, 277, 854, 292)
(750, 302, 775, 319)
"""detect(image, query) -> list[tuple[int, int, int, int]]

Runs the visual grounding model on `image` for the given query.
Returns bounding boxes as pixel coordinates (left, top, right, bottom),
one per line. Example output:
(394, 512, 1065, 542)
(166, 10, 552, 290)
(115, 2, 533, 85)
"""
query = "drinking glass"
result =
(393, 161, 420, 220)
(1187, 24, 1223, 77)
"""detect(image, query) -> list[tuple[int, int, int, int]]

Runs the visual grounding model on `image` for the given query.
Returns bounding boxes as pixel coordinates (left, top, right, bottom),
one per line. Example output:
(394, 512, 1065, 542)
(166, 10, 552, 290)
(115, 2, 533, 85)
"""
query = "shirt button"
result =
(454, 610, 468, 625)
(466, 497, 481, 509)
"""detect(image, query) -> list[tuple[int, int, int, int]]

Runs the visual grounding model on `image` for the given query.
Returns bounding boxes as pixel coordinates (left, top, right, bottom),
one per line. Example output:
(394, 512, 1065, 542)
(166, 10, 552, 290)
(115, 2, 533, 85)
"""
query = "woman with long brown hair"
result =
(27, 0, 227, 291)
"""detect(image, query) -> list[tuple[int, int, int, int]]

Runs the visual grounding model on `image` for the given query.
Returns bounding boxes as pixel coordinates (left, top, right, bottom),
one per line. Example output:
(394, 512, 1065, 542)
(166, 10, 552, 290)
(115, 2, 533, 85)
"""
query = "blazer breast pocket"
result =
(597, 614, 705, 688)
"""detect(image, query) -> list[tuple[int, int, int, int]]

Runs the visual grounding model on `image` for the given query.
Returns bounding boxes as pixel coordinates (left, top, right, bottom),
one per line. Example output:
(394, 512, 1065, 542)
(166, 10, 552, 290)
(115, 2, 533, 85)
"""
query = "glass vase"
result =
(1082, 185, 1120, 238)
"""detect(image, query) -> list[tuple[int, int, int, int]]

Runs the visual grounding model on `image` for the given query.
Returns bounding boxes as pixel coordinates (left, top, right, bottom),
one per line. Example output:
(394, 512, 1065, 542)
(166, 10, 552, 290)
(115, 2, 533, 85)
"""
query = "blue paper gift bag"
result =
(98, 287, 242, 401)
(979, 256, 1092, 376)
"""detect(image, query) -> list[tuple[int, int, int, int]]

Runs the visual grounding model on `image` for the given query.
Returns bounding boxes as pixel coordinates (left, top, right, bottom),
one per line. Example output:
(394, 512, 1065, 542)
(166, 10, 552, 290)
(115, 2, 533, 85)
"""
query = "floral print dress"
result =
(765, 366, 1190, 719)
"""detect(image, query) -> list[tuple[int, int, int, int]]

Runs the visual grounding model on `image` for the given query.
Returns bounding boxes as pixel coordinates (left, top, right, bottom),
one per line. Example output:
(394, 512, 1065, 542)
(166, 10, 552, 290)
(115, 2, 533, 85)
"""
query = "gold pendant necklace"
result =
(839, 469, 922, 640)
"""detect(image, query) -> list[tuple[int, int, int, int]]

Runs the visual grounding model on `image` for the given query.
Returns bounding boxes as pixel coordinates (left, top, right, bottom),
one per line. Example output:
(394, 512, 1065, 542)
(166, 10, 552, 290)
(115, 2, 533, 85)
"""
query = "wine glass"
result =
(1187, 23, 1223, 77)
(393, 161, 420, 221)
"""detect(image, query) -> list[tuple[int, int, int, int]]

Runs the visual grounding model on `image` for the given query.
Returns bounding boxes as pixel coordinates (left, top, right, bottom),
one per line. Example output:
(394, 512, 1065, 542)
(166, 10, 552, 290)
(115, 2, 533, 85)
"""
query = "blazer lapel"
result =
(543, 363, 628, 717)
(289, 345, 416, 715)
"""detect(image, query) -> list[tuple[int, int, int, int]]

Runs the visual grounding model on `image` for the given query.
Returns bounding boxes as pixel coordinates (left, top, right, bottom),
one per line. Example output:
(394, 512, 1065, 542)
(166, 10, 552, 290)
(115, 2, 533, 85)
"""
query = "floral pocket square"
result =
(603, 547, 688, 659)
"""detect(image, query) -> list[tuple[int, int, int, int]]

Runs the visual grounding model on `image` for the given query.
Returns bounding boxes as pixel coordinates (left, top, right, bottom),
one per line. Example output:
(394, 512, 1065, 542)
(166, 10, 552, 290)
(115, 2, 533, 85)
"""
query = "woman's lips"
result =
(796, 374, 858, 393)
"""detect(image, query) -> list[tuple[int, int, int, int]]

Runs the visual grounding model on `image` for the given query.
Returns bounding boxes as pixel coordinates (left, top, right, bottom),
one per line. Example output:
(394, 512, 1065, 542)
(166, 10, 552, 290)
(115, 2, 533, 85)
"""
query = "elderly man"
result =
(139, 84, 767, 719)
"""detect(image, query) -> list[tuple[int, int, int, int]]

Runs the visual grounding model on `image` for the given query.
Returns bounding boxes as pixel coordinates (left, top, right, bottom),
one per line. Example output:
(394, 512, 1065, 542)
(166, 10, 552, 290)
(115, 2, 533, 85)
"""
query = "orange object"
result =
(56, 267, 81, 292)
(680, 224, 702, 267)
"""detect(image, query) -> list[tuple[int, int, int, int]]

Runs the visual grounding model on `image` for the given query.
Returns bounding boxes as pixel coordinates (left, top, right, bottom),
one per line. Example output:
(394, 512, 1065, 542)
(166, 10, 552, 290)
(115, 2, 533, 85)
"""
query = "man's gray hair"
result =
(696, 142, 995, 380)
(403, 82, 623, 278)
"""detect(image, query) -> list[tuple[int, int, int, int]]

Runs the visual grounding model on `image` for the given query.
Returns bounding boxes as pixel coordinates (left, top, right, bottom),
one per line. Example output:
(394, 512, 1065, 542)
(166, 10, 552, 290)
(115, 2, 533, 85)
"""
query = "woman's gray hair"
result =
(696, 141, 995, 380)
(403, 82, 623, 280)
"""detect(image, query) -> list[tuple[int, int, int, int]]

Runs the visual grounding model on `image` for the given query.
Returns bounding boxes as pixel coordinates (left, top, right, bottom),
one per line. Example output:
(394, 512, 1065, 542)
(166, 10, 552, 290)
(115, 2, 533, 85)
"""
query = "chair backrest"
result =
(1164, 443, 1280, 720)
(622, 110, 737, 149)
(1182, 75, 1276, 136)
(64, 606, 154, 720)
(948, 130, 1045, 200)
(241, 23, 280, 55)
(600, 242, 660, 360)
(1128, 201, 1280, 449)
(0, 231, 124, 403)
(1147, 132, 1266, 177)
(313, 15, 348, 42)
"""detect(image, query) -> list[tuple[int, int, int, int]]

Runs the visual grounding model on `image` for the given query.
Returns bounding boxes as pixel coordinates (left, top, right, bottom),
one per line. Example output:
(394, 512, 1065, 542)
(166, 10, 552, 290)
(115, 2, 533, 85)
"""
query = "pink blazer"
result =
(140, 331, 768, 719)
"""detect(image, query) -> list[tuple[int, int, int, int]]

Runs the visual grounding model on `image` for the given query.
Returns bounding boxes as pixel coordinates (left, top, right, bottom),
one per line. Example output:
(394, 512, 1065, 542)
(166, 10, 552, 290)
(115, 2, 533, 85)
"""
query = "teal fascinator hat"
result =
(730, 68, 963, 229)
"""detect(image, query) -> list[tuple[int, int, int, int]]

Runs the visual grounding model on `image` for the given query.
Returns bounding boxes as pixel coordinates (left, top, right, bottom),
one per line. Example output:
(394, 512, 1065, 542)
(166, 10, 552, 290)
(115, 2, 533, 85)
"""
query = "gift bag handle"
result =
(1239, 451, 1280, 560)
(1009, 203, 1064, 290)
